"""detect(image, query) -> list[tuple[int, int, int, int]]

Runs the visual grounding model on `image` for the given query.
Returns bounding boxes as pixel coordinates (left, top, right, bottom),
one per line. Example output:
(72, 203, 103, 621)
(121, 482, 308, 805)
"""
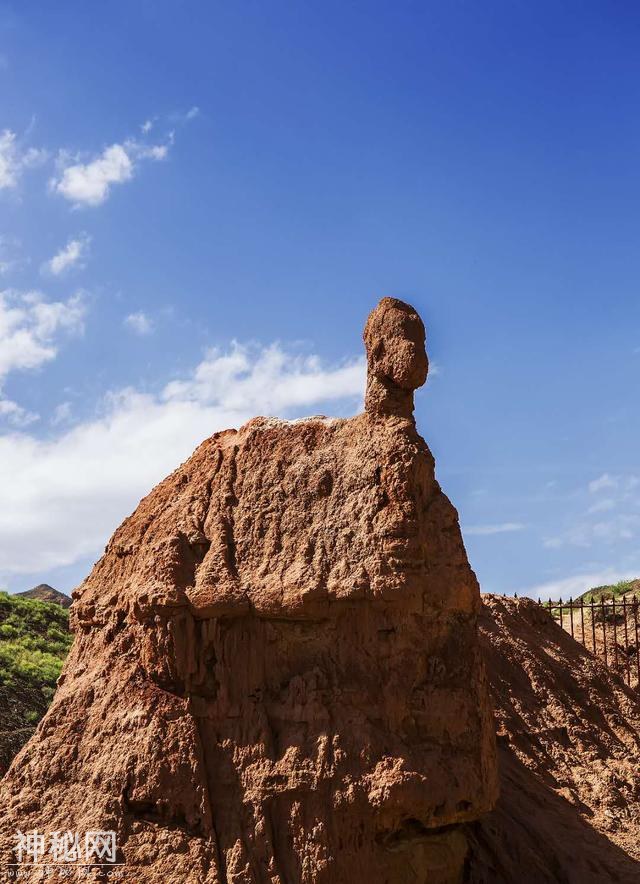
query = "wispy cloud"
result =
(544, 515, 640, 549)
(0, 396, 37, 427)
(0, 343, 365, 576)
(42, 233, 91, 276)
(0, 289, 86, 381)
(0, 288, 86, 427)
(162, 342, 364, 413)
(50, 135, 170, 208)
(124, 311, 153, 336)
(545, 472, 640, 549)
(51, 143, 133, 206)
(0, 235, 24, 276)
(588, 473, 618, 494)
(587, 497, 616, 514)
(51, 401, 72, 426)
(0, 129, 47, 191)
(464, 522, 524, 536)
(169, 106, 200, 125)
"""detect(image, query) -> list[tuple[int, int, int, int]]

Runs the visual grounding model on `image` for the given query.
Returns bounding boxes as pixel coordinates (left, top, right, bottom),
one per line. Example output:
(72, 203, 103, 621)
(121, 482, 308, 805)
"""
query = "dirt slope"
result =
(467, 594, 640, 883)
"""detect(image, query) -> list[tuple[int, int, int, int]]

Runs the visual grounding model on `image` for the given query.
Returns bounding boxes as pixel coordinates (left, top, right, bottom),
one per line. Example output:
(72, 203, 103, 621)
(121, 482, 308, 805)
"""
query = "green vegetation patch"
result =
(577, 578, 640, 604)
(0, 591, 72, 693)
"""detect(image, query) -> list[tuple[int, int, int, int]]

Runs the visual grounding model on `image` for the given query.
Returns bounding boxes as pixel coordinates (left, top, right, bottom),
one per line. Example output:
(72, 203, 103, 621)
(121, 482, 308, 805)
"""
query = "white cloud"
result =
(163, 342, 364, 413)
(426, 360, 441, 378)
(140, 119, 154, 134)
(0, 288, 85, 426)
(0, 235, 23, 275)
(169, 106, 200, 125)
(520, 569, 638, 602)
(43, 233, 90, 276)
(0, 289, 85, 381)
(0, 343, 365, 577)
(544, 514, 640, 549)
(51, 144, 133, 207)
(0, 129, 47, 190)
(51, 401, 72, 426)
(50, 136, 169, 207)
(592, 517, 638, 542)
(124, 311, 153, 336)
(135, 142, 169, 161)
(545, 472, 640, 549)
(464, 522, 524, 536)
(587, 498, 616, 514)
(0, 397, 37, 427)
(588, 473, 617, 494)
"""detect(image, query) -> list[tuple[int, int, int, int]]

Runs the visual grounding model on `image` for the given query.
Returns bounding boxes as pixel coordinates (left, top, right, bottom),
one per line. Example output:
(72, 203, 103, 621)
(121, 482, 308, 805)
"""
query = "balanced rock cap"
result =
(364, 297, 428, 419)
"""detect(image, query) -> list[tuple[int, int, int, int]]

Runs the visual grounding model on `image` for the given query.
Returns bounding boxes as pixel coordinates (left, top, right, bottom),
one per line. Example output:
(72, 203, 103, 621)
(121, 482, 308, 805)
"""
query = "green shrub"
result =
(0, 623, 19, 640)
(0, 592, 72, 694)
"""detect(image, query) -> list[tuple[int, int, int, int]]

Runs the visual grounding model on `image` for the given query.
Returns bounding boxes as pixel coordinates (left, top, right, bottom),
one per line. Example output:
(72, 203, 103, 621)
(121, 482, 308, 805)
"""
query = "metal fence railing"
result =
(542, 595, 640, 688)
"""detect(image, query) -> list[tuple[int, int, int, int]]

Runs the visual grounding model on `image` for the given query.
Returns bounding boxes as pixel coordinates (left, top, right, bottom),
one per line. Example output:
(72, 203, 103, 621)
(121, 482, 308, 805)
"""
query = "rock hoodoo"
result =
(364, 297, 429, 419)
(0, 299, 497, 883)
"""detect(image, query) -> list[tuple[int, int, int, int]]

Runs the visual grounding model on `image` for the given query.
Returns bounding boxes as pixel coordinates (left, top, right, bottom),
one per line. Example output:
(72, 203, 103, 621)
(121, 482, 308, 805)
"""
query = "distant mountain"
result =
(16, 584, 72, 608)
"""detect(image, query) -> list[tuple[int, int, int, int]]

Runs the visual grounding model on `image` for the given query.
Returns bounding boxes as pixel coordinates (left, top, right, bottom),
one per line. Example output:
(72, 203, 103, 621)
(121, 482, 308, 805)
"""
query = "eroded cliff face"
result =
(0, 299, 497, 883)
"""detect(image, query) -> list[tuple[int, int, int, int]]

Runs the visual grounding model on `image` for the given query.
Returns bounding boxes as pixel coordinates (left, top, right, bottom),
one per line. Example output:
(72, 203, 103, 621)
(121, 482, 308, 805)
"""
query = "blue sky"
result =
(1, 1, 640, 600)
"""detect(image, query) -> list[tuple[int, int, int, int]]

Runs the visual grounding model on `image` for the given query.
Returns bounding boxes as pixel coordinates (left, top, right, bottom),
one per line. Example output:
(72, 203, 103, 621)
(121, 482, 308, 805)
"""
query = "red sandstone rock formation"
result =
(0, 299, 497, 883)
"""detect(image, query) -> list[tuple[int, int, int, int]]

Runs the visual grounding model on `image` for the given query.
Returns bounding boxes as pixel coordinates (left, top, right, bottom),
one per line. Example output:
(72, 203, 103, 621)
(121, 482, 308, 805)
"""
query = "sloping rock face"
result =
(467, 595, 640, 884)
(0, 299, 497, 883)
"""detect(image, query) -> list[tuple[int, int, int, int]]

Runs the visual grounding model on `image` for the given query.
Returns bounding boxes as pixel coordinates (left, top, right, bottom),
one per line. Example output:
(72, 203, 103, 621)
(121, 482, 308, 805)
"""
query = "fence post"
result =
(601, 595, 608, 668)
(634, 595, 640, 687)
(612, 595, 619, 673)
(559, 597, 563, 632)
(623, 594, 630, 685)
(569, 597, 574, 639)
(547, 591, 640, 688)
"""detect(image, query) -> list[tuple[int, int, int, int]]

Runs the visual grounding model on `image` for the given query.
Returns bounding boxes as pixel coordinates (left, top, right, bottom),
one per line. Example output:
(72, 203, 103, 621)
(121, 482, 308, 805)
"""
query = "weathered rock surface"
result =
(0, 299, 497, 882)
